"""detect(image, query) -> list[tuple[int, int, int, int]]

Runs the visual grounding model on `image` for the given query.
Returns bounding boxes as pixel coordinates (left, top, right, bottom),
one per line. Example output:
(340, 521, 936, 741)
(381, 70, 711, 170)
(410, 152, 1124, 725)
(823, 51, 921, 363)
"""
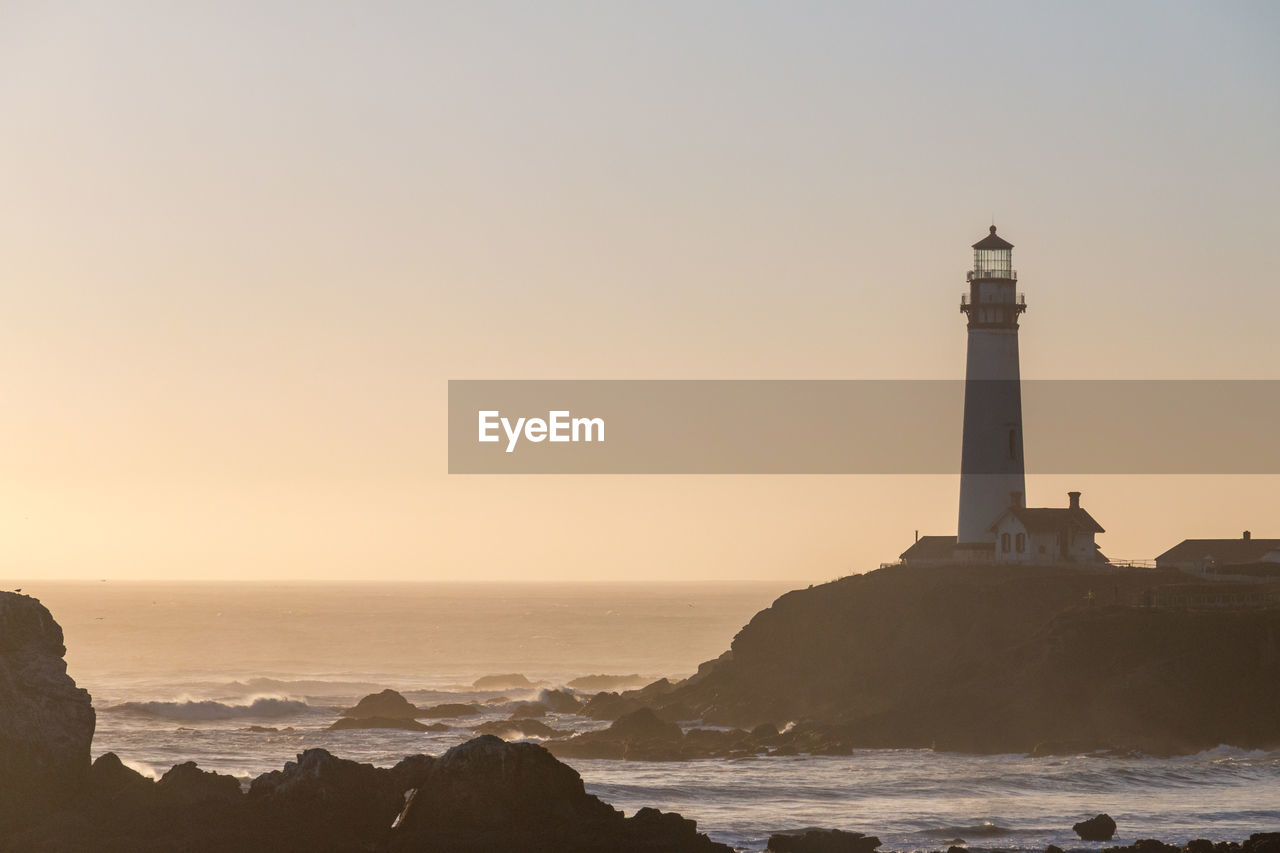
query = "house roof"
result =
(899, 535, 956, 562)
(972, 225, 1014, 250)
(1155, 538, 1280, 565)
(990, 506, 1105, 535)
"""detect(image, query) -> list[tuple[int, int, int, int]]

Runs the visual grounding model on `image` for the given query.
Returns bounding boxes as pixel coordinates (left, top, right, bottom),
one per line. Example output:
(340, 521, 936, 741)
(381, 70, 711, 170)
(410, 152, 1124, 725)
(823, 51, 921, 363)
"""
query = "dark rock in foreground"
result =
(88, 752, 154, 808)
(1098, 837, 1280, 853)
(341, 688, 421, 720)
(250, 747, 427, 842)
(1249, 835, 1280, 853)
(0, 592, 96, 833)
(6, 737, 729, 852)
(768, 828, 882, 853)
(1075, 813, 1118, 841)
(1246, 834, 1280, 853)
(157, 761, 242, 806)
(388, 735, 730, 852)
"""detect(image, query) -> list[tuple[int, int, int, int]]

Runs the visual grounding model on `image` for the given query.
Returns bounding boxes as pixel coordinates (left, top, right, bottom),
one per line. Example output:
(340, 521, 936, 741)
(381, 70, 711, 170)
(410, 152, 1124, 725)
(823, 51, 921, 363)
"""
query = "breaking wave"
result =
(110, 697, 313, 720)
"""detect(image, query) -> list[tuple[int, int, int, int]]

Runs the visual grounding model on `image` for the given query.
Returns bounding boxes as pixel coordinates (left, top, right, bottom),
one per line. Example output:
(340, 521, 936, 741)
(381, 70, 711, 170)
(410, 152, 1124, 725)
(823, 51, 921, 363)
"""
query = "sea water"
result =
(12, 581, 1280, 853)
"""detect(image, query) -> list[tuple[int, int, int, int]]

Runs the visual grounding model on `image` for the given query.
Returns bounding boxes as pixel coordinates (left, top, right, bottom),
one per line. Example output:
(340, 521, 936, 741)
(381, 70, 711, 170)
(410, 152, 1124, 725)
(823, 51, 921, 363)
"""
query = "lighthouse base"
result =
(952, 542, 996, 564)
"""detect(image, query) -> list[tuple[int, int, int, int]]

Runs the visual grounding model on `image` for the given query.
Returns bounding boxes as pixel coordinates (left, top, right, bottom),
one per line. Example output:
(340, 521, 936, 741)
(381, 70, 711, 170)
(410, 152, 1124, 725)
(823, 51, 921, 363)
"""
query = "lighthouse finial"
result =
(990, 224, 997, 234)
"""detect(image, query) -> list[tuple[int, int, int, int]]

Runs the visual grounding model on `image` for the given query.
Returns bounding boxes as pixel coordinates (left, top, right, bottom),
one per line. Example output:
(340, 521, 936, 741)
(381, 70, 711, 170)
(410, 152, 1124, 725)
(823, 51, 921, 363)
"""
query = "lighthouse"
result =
(956, 225, 1027, 557)
(897, 227, 1108, 568)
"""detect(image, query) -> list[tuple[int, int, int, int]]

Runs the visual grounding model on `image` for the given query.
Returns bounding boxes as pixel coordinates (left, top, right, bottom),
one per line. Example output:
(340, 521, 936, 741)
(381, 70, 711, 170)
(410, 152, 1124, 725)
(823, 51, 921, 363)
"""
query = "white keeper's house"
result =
(988, 490, 1106, 565)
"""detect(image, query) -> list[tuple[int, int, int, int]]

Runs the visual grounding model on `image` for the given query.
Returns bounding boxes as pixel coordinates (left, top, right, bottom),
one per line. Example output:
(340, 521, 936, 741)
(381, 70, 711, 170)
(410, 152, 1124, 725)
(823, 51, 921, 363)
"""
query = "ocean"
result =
(15, 581, 1280, 853)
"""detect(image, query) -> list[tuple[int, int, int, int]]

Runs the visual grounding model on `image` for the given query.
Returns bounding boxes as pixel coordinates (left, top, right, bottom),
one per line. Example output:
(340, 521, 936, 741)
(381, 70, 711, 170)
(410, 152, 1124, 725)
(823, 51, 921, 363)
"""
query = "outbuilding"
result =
(1155, 532, 1280, 576)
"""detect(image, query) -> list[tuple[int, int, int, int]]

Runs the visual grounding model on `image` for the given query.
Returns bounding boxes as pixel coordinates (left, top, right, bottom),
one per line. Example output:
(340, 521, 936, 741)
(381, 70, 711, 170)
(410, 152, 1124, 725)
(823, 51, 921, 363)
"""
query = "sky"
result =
(2, 1, 1278, 582)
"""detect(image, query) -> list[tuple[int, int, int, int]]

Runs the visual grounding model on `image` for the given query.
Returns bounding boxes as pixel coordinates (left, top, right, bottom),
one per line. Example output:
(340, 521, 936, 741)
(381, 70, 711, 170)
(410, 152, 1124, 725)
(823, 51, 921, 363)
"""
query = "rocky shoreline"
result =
(4, 583, 1279, 851)
(1, 591, 728, 851)
(5, 736, 734, 852)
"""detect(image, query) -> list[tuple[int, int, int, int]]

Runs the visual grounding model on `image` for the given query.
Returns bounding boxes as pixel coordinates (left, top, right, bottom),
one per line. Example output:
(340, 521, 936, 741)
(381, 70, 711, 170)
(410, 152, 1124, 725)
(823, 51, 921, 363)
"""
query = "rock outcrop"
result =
(581, 690, 648, 720)
(156, 761, 242, 806)
(87, 752, 155, 808)
(0, 591, 96, 832)
(567, 674, 647, 691)
(387, 735, 730, 852)
(580, 679, 676, 721)
(625, 563, 1280, 755)
(537, 689, 584, 714)
(548, 707, 773, 761)
(548, 707, 682, 760)
(248, 747, 425, 843)
(472, 718, 569, 739)
(768, 828, 882, 853)
(1075, 813, 1118, 841)
(341, 688, 420, 720)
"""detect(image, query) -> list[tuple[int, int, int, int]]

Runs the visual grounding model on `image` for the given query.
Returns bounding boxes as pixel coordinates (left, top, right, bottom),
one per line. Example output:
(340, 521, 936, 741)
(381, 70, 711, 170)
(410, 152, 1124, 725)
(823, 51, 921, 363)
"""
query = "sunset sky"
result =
(3, 1, 1278, 582)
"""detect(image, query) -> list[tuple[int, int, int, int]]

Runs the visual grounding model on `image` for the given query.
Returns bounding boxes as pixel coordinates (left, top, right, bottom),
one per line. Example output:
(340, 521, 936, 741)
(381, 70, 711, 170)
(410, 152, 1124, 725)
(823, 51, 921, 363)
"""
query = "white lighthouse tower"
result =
(956, 225, 1027, 558)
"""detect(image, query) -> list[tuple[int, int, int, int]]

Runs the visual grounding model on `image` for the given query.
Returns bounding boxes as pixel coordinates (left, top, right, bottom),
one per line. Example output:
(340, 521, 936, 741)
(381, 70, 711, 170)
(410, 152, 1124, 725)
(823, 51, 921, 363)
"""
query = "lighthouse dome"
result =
(972, 225, 1014, 250)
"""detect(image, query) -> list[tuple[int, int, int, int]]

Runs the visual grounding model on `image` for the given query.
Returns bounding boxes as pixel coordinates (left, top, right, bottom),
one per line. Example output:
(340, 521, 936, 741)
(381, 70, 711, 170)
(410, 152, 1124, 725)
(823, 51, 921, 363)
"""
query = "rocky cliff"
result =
(637, 563, 1280, 755)
(0, 591, 95, 831)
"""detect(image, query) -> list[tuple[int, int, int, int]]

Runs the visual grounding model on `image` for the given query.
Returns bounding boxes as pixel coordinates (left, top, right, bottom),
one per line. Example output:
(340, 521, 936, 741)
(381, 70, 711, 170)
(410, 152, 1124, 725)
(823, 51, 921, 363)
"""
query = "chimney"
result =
(915, 529, 919, 543)
(1068, 491, 1081, 510)
(1244, 530, 1252, 540)
(1010, 491, 1023, 509)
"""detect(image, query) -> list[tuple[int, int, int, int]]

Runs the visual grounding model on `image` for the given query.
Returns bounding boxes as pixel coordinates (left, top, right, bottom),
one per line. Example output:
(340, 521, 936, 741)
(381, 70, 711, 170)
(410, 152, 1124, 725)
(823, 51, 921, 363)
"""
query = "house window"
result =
(1016, 533, 1026, 553)
(1001, 533, 1011, 553)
